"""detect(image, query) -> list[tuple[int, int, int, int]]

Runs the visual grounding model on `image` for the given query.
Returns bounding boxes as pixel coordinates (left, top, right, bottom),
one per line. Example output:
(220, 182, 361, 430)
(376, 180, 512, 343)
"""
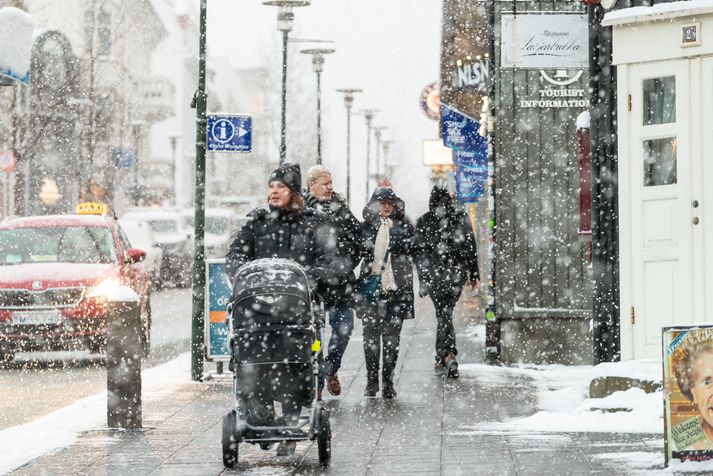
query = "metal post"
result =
(280, 29, 288, 164)
(316, 70, 322, 164)
(364, 111, 373, 202)
(190, 0, 208, 381)
(346, 105, 351, 203)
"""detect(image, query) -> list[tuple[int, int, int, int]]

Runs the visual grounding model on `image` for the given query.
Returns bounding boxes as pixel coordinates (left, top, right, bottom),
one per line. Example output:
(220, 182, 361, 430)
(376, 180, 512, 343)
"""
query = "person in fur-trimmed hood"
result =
(356, 187, 415, 399)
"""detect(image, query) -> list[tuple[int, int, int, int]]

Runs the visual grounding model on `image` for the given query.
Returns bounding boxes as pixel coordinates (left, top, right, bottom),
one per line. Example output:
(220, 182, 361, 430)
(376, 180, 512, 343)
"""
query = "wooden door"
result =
(626, 60, 693, 359)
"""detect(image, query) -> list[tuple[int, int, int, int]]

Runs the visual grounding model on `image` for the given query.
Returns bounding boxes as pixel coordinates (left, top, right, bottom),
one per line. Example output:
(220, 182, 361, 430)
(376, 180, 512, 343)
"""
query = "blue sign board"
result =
(112, 148, 135, 169)
(205, 259, 232, 360)
(441, 103, 489, 202)
(206, 114, 252, 153)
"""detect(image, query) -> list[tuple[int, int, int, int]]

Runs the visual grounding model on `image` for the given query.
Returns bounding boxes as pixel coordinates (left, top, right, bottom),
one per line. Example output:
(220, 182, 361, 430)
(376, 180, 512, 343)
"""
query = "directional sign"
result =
(206, 114, 252, 153)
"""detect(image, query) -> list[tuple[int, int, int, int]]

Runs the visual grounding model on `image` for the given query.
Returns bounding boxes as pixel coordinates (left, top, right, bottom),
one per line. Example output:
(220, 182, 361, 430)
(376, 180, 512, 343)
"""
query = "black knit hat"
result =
(268, 162, 302, 194)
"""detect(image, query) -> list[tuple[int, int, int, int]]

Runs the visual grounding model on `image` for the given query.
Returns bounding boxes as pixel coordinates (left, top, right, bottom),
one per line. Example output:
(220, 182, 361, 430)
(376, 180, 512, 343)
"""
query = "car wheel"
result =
(222, 410, 239, 468)
(0, 343, 15, 364)
(141, 299, 152, 358)
(88, 335, 106, 355)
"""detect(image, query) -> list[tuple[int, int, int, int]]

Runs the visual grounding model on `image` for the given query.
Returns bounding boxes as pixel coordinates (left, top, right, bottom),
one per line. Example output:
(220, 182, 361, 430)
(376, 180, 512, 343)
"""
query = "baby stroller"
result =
(221, 258, 331, 468)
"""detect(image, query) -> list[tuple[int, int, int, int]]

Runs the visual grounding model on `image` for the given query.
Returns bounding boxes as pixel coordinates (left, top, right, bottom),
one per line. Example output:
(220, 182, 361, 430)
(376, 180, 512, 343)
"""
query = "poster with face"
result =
(664, 326, 713, 464)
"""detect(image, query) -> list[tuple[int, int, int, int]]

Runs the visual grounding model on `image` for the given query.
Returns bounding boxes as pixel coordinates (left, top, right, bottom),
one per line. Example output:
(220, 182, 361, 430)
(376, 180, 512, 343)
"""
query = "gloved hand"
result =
(419, 283, 430, 297)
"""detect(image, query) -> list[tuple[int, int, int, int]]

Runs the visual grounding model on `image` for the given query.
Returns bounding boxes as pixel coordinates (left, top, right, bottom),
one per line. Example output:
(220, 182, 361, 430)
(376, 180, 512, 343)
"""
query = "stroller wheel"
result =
(317, 407, 331, 465)
(259, 442, 275, 450)
(222, 410, 239, 468)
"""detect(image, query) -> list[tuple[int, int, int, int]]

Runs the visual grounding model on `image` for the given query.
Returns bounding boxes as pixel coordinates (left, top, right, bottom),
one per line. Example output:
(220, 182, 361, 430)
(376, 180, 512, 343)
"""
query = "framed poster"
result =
(204, 259, 232, 361)
(664, 325, 713, 464)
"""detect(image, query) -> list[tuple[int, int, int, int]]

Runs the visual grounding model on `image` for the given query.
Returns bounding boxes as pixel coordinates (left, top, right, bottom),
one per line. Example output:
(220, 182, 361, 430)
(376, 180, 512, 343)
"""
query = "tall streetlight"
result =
(373, 126, 387, 182)
(359, 109, 378, 201)
(336, 88, 362, 204)
(381, 140, 395, 180)
(262, 1, 310, 164)
(301, 47, 335, 165)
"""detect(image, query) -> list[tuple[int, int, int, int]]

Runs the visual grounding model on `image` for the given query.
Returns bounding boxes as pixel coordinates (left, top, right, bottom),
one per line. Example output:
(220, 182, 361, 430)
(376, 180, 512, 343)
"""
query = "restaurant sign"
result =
(501, 13, 588, 69)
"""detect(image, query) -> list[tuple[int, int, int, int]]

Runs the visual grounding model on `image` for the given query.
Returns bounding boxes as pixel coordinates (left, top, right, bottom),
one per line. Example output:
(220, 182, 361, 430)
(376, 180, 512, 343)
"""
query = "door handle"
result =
(693, 217, 700, 225)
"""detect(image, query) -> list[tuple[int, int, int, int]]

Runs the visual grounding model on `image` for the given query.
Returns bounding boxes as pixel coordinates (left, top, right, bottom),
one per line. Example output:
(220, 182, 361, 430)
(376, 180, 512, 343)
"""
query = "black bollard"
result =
(106, 290, 142, 429)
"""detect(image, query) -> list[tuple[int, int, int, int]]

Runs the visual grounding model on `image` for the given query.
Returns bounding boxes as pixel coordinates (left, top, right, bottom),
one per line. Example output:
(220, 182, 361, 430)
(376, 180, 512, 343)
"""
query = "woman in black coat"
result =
(225, 163, 345, 456)
(414, 186, 479, 378)
(356, 187, 415, 399)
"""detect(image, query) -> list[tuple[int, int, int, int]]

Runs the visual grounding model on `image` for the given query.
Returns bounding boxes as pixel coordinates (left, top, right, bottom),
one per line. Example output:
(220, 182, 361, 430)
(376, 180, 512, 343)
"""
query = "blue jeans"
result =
(323, 302, 354, 377)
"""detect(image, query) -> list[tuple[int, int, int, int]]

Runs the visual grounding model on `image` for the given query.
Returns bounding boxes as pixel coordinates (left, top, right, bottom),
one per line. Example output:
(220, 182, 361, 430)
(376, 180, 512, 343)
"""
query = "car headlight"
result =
(86, 278, 123, 301)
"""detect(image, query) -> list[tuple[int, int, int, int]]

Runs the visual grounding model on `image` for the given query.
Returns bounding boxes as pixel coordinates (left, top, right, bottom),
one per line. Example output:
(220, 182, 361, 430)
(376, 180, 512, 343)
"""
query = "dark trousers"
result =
(362, 294, 404, 385)
(324, 302, 354, 377)
(431, 291, 459, 363)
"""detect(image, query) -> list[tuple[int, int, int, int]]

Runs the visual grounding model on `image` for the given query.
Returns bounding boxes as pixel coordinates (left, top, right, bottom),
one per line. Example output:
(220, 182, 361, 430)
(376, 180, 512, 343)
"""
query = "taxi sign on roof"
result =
(76, 202, 107, 215)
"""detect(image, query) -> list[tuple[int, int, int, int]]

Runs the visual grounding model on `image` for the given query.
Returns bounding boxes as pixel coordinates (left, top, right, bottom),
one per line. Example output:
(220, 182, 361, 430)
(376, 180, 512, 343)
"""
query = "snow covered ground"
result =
(0, 353, 191, 474)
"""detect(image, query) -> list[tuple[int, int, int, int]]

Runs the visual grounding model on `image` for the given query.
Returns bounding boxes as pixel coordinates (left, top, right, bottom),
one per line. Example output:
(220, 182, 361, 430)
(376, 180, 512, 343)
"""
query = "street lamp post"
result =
(381, 140, 394, 179)
(360, 109, 377, 201)
(168, 134, 181, 205)
(372, 126, 387, 182)
(301, 47, 335, 165)
(336, 88, 362, 204)
(263, 1, 310, 164)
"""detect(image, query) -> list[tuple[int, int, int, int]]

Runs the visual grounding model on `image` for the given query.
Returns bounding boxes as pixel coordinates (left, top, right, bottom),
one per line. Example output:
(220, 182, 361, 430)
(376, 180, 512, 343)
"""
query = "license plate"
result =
(12, 310, 62, 325)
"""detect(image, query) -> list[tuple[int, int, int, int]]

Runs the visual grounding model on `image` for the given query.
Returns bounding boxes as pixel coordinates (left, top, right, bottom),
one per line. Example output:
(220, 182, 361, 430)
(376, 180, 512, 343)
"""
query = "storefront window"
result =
(643, 76, 676, 125)
(643, 137, 677, 186)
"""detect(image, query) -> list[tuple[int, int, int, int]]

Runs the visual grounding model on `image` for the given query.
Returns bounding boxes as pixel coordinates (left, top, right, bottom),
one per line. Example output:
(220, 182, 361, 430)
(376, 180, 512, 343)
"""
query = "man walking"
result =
(303, 165, 362, 396)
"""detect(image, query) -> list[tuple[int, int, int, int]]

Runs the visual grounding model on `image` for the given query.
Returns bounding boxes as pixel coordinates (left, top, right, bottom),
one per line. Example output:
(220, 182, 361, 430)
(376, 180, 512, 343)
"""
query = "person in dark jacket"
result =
(356, 187, 415, 398)
(303, 165, 361, 397)
(225, 162, 345, 456)
(414, 186, 479, 378)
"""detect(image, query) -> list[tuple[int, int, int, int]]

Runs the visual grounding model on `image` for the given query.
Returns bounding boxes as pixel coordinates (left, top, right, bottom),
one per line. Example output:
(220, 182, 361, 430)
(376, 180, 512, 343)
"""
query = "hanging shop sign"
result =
(420, 82, 441, 121)
(0, 7, 34, 85)
(441, 104, 488, 203)
(455, 57, 490, 92)
(501, 13, 588, 69)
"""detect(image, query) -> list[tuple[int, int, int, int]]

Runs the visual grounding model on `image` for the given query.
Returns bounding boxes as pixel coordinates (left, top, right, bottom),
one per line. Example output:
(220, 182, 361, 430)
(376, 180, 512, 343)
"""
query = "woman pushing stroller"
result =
(226, 162, 346, 457)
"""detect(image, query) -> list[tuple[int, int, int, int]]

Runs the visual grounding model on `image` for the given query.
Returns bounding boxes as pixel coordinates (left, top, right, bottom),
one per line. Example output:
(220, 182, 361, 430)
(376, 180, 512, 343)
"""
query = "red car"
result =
(0, 210, 152, 362)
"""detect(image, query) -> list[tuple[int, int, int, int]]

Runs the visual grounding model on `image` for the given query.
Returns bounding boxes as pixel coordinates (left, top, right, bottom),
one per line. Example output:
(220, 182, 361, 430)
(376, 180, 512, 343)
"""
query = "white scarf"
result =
(372, 218, 397, 292)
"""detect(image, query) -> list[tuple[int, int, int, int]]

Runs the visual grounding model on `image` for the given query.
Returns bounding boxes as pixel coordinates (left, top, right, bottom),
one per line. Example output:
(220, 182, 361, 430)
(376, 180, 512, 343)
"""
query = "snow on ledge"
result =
(602, 0, 713, 28)
(593, 359, 661, 383)
(576, 111, 590, 130)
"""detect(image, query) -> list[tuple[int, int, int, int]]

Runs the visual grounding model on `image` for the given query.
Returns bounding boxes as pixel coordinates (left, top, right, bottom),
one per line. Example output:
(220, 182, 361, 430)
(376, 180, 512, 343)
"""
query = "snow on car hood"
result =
(152, 233, 187, 245)
(0, 263, 117, 288)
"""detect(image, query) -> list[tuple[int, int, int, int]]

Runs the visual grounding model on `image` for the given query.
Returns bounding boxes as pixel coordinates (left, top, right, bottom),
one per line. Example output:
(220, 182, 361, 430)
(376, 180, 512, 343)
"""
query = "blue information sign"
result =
(206, 114, 252, 153)
(204, 259, 232, 360)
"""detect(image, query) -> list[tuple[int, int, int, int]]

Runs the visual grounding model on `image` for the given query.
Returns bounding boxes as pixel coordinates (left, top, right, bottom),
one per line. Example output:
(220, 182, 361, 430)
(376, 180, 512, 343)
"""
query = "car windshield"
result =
(147, 219, 178, 234)
(0, 226, 118, 265)
(183, 215, 229, 235)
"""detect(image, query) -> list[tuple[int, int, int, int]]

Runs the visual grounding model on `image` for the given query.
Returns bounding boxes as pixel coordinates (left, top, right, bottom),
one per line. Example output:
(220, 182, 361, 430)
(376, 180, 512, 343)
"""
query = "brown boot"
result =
(444, 353, 459, 379)
(326, 375, 341, 396)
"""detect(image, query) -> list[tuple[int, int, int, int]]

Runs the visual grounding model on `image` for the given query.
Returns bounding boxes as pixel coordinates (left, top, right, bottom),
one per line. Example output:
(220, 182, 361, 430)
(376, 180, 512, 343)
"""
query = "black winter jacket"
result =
(356, 188, 415, 320)
(302, 190, 361, 307)
(414, 187, 479, 298)
(226, 207, 349, 292)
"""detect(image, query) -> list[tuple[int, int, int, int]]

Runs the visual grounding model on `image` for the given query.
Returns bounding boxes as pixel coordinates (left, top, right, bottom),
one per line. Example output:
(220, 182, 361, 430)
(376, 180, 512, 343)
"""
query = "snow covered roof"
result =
(602, 0, 713, 27)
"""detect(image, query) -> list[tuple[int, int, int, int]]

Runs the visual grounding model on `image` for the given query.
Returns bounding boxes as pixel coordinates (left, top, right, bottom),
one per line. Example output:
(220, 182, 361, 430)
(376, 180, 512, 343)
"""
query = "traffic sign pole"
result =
(191, 0, 207, 382)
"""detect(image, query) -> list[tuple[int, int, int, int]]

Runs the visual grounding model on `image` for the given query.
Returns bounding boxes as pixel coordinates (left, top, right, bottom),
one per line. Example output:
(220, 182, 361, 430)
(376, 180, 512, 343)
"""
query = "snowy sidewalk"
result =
(7, 297, 669, 475)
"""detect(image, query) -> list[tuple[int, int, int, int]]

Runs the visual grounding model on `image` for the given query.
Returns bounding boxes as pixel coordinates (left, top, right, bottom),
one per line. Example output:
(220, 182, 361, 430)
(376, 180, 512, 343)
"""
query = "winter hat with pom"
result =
(268, 162, 302, 194)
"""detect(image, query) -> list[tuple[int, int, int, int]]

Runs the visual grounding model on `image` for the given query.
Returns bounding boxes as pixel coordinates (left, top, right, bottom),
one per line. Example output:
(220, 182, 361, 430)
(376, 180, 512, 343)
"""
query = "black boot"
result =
(382, 379, 396, 399)
(364, 377, 379, 397)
